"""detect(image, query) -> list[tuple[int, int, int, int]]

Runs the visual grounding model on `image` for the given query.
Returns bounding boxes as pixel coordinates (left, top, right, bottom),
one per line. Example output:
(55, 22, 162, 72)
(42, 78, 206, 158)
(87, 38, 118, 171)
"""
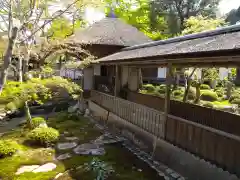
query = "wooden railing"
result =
(91, 90, 165, 138)
(127, 90, 240, 136)
(166, 115, 240, 177)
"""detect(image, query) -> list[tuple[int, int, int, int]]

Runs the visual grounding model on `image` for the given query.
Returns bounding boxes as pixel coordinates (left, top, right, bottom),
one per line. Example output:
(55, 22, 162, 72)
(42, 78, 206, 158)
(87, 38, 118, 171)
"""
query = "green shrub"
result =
(5, 102, 17, 111)
(202, 101, 214, 108)
(214, 88, 224, 98)
(156, 84, 166, 94)
(231, 98, 240, 105)
(229, 93, 240, 102)
(32, 117, 46, 128)
(142, 84, 155, 92)
(0, 140, 19, 158)
(27, 127, 59, 146)
(187, 87, 196, 100)
(200, 84, 211, 90)
(200, 90, 218, 101)
(172, 89, 183, 97)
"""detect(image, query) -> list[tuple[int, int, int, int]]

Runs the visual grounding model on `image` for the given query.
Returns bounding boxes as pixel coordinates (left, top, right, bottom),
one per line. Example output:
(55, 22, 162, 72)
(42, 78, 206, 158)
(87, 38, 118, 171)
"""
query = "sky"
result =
(219, 0, 240, 14)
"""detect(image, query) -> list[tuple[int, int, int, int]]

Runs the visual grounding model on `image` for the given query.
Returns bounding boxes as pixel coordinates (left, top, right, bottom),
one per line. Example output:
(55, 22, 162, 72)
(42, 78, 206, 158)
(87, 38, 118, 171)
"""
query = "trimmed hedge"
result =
(27, 127, 59, 146)
(142, 84, 155, 92)
(32, 117, 46, 128)
(200, 84, 211, 90)
(0, 140, 19, 158)
(200, 90, 218, 102)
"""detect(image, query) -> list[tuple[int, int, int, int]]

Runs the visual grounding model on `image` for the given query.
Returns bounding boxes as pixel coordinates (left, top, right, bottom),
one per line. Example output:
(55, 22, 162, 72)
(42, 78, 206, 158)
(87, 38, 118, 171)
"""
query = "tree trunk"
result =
(23, 48, 30, 81)
(183, 78, 192, 102)
(235, 68, 240, 85)
(18, 57, 23, 82)
(194, 82, 201, 104)
(0, 27, 18, 93)
(25, 101, 32, 129)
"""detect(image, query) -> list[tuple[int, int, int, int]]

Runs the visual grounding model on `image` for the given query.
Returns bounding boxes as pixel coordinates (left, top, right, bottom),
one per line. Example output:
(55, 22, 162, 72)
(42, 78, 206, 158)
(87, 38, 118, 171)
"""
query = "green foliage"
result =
(0, 140, 19, 158)
(30, 77, 82, 100)
(172, 89, 183, 97)
(32, 117, 46, 128)
(229, 93, 240, 102)
(202, 68, 219, 81)
(156, 84, 166, 94)
(142, 84, 155, 92)
(27, 127, 59, 146)
(200, 90, 218, 101)
(214, 88, 224, 98)
(5, 102, 17, 111)
(182, 16, 226, 35)
(188, 87, 196, 100)
(231, 98, 240, 105)
(202, 101, 214, 108)
(200, 84, 211, 90)
(85, 158, 114, 180)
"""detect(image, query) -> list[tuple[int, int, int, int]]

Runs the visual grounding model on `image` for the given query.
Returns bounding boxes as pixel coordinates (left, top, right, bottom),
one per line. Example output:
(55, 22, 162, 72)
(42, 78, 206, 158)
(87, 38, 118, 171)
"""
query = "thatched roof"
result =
(96, 24, 240, 66)
(67, 17, 152, 47)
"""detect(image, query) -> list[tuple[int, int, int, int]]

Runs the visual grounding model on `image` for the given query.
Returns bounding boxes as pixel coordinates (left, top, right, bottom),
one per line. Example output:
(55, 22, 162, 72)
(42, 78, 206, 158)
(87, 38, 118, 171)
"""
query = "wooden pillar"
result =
(114, 65, 120, 96)
(164, 63, 172, 139)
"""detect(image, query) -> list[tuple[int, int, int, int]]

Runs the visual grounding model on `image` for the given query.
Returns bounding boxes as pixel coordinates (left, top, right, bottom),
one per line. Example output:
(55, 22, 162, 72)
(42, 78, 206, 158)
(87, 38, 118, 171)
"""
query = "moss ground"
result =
(0, 112, 162, 180)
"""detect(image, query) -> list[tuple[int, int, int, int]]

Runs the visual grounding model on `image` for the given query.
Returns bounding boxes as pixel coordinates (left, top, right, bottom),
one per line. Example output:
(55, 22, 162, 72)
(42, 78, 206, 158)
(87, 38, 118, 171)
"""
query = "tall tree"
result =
(105, 0, 170, 40)
(150, 0, 221, 31)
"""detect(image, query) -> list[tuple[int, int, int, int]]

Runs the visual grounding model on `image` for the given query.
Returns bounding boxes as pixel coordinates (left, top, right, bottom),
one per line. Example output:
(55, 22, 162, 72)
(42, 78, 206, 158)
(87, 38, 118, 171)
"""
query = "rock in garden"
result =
(73, 143, 105, 155)
(16, 165, 40, 175)
(32, 163, 57, 173)
(56, 153, 72, 160)
(57, 142, 77, 150)
(65, 137, 79, 141)
(94, 133, 124, 145)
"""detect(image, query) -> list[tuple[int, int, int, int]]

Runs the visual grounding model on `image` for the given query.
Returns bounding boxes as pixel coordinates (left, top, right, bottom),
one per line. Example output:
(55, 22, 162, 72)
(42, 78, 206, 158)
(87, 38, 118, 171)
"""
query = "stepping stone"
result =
(16, 165, 40, 175)
(57, 142, 77, 150)
(32, 163, 57, 173)
(94, 133, 124, 145)
(57, 153, 72, 160)
(65, 137, 79, 141)
(73, 143, 105, 155)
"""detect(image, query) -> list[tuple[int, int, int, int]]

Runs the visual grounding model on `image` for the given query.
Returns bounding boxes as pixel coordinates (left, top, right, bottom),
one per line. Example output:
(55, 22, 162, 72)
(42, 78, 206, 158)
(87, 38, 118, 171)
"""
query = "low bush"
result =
(214, 88, 224, 98)
(172, 89, 183, 97)
(229, 93, 240, 102)
(200, 90, 218, 102)
(27, 127, 59, 146)
(142, 84, 155, 92)
(156, 84, 166, 94)
(231, 98, 240, 105)
(187, 87, 196, 100)
(202, 101, 214, 108)
(200, 84, 211, 90)
(0, 140, 19, 158)
(32, 117, 46, 128)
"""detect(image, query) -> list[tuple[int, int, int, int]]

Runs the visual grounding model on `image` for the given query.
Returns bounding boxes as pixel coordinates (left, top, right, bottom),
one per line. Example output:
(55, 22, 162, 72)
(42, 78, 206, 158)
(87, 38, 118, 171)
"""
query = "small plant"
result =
(5, 102, 17, 111)
(214, 88, 224, 98)
(27, 127, 59, 146)
(172, 89, 183, 97)
(202, 101, 214, 108)
(0, 140, 19, 158)
(142, 84, 155, 93)
(156, 84, 166, 94)
(32, 117, 46, 128)
(200, 90, 218, 102)
(200, 84, 211, 90)
(229, 93, 240, 102)
(85, 158, 114, 180)
(231, 98, 240, 105)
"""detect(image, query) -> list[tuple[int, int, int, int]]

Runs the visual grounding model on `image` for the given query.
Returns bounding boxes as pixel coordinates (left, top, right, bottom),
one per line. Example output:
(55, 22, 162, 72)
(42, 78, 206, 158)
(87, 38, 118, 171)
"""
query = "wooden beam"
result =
(114, 65, 120, 97)
(164, 63, 172, 139)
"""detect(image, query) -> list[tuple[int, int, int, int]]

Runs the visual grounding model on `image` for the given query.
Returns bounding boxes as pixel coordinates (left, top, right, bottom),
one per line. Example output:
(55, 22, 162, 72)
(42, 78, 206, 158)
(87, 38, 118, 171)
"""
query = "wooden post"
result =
(164, 63, 172, 139)
(114, 65, 120, 97)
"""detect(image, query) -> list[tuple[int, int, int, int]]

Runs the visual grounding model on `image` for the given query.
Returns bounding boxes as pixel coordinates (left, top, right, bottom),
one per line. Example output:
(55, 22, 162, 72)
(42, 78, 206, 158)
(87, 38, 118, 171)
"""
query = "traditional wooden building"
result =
(66, 15, 152, 93)
(88, 24, 240, 180)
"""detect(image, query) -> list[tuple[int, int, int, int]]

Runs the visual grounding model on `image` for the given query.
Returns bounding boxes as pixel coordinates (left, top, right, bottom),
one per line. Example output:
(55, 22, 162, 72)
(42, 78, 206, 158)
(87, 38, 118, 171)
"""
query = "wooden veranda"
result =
(89, 24, 240, 178)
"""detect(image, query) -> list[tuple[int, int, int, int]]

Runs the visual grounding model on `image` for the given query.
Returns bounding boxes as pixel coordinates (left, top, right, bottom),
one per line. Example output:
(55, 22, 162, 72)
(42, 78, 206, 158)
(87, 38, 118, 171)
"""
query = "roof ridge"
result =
(122, 24, 240, 52)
